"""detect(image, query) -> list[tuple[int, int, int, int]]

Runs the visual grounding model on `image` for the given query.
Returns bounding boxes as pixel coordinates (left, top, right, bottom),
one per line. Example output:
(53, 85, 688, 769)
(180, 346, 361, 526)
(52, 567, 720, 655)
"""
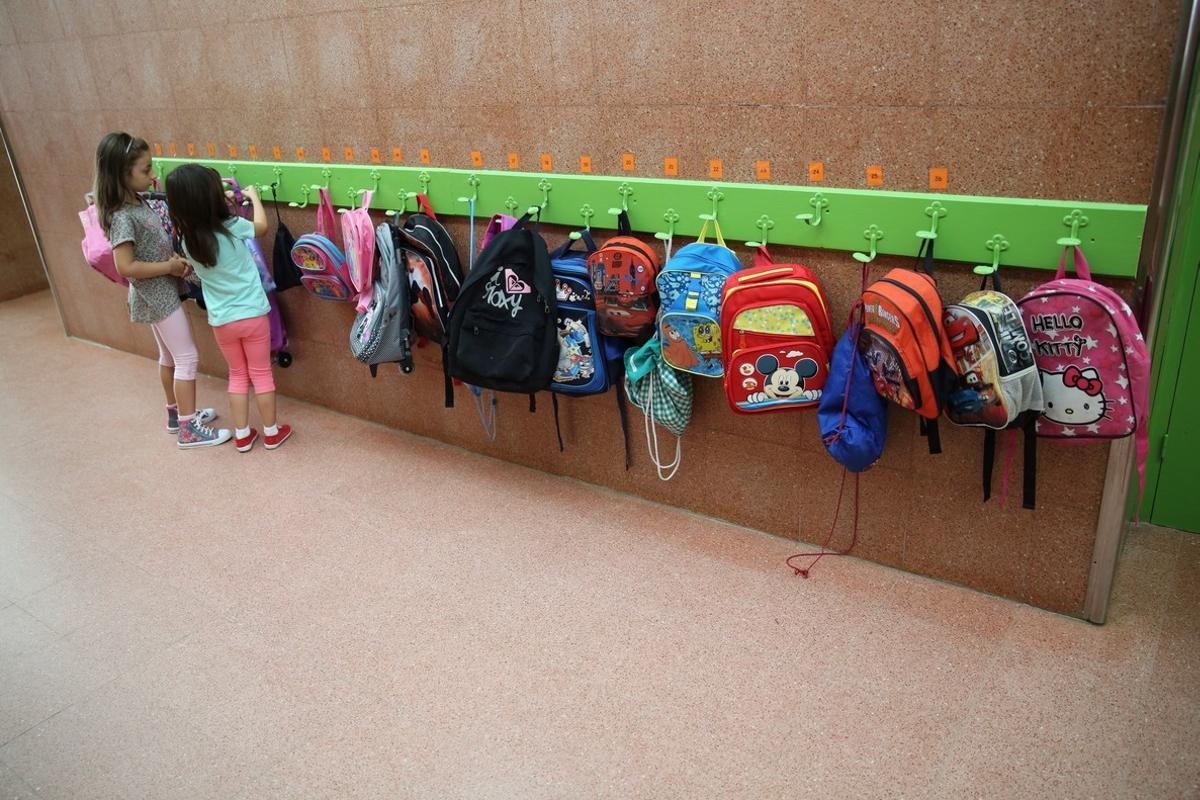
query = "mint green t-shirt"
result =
(183, 217, 270, 327)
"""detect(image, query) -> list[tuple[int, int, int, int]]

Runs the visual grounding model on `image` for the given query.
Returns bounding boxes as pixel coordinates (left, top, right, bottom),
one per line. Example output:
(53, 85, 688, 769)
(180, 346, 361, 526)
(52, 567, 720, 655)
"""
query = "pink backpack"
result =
(341, 190, 376, 312)
(290, 187, 353, 301)
(1018, 245, 1150, 505)
(480, 213, 517, 251)
(78, 197, 128, 286)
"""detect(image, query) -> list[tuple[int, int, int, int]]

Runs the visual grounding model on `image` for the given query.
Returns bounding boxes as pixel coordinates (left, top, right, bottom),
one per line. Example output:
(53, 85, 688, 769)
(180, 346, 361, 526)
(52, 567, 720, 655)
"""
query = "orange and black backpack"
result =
(859, 238, 958, 452)
(587, 210, 661, 339)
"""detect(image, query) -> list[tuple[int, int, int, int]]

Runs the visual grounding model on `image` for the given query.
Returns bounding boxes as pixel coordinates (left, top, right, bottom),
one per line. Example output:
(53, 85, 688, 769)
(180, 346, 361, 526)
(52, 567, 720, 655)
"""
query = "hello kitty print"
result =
(1017, 246, 1149, 445)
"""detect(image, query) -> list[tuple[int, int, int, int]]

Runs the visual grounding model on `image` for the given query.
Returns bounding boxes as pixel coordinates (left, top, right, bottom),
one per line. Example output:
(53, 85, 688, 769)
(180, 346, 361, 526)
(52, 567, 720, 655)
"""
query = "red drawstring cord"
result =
(786, 469, 860, 578)
(786, 265, 871, 579)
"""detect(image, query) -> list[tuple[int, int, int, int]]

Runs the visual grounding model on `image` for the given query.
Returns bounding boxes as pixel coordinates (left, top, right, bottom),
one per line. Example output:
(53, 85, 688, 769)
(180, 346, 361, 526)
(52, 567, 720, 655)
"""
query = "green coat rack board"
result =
(155, 159, 1147, 278)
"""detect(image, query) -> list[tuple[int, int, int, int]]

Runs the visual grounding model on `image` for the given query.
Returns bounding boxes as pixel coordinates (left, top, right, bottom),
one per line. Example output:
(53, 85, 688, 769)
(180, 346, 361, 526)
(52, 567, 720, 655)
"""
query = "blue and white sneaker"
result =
(167, 406, 217, 434)
(177, 417, 232, 449)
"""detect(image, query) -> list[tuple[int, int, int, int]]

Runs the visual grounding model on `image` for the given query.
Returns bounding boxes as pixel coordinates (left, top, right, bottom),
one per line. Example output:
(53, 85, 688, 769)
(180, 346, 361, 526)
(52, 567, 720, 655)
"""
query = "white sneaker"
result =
(167, 407, 217, 434)
(177, 417, 232, 449)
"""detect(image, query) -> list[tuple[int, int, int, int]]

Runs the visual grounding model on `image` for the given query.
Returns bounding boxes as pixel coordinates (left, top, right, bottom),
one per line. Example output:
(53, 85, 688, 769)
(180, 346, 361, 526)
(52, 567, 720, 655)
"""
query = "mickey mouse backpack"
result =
(720, 245, 834, 413)
(656, 218, 741, 377)
(1017, 245, 1150, 505)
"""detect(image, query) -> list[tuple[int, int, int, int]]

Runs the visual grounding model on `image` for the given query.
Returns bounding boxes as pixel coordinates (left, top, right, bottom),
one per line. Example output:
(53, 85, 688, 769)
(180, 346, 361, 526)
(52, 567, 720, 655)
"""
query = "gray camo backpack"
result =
(349, 222, 413, 376)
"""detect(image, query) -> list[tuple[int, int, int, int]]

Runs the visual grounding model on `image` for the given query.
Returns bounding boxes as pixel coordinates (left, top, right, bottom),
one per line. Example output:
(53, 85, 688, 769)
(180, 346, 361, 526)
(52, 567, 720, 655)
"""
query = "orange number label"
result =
(153, 143, 163, 156)
(709, 159, 724, 180)
(321, 147, 331, 162)
(471, 150, 483, 167)
(866, 165, 883, 186)
(580, 155, 593, 173)
(664, 157, 678, 177)
(929, 167, 948, 190)
(808, 161, 825, 182)
(622, 153, 635, 172)
(343, 147, 354, 162)
(186, 142, 196, 156)
(168, 142, 177, 156)
(419, 148, 430, 165)
(507, 152, 519, 169)
(206, 142, 216, 157)
(248, 145, 258, 160)
(370, 147, 381, 164)
(226, 144, 237, 158)
(392, 147, 403, 162)
(272, 145, 281, 161)
(756, 160, 771, 181)
(540, 153, 553, 171)
(295, 147, 306, 161)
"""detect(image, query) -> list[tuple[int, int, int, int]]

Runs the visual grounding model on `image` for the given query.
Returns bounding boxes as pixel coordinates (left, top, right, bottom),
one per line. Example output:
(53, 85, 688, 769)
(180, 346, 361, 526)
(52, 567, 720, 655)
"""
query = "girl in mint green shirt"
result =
(167, 165, 293, 452)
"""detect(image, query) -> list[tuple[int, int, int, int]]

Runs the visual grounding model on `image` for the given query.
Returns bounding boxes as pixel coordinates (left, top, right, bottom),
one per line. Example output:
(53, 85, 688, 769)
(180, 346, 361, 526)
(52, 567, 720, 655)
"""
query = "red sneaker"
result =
(263, 424, 292, 450)
(235, 428, 258, 453)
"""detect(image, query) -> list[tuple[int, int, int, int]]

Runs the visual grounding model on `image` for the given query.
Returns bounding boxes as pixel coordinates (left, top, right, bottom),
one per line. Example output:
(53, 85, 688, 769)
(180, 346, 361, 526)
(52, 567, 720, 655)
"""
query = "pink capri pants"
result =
(212, 314, 275, 395)
(150, 306, 199, 381)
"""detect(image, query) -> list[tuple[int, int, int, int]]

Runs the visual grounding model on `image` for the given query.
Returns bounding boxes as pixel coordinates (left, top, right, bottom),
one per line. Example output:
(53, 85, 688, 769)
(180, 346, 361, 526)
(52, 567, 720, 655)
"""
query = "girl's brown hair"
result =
(165, 164, 234, 268)
(93, 132, 149, 234)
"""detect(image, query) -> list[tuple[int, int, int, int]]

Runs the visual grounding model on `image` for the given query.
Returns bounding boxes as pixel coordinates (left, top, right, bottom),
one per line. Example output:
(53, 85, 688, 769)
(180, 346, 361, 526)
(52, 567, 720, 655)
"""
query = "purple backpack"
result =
(1018, 245, 1150, 506)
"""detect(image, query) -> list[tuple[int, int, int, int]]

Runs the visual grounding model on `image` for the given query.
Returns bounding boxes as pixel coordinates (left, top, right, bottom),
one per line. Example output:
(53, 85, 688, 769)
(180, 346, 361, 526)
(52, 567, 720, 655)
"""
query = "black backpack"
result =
(392, 195, 463, 344)
(446, 214, 557, 400)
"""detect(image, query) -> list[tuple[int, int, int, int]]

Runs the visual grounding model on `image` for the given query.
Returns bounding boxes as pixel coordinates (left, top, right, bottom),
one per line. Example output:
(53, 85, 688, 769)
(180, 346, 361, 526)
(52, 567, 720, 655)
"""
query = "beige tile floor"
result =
(0, 290, 1197, 800)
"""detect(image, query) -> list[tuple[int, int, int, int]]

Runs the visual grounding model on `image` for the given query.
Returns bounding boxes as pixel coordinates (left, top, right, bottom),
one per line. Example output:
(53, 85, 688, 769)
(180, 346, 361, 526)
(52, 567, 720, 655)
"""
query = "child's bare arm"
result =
(244, 185, 268, 237)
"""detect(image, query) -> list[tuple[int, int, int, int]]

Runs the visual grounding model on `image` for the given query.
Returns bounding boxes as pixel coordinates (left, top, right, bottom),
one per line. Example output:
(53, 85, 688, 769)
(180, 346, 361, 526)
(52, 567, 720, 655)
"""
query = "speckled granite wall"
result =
(0, 0, 1181, 613)
(0, 138, 44, 301)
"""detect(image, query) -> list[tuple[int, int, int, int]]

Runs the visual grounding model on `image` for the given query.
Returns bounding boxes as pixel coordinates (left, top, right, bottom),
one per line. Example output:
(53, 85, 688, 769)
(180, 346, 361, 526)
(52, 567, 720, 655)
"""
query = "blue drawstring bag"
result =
(818, 322, 887, 472)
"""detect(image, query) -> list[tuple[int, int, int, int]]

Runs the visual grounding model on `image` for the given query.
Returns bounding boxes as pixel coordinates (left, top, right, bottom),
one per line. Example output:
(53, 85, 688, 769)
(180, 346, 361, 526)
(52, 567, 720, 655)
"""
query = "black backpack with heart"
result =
(446, 214, 557, 399)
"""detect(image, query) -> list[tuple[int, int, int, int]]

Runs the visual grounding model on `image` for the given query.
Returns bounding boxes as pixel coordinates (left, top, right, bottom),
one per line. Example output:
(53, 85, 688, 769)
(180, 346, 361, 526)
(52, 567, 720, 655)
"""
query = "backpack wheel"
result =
(277, 351, 293, 368)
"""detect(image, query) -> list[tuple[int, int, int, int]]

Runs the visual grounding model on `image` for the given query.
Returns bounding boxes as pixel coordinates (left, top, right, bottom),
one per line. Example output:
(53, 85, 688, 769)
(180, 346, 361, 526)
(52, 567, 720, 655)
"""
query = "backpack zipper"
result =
(722, 279, 831, 329)
(601, 240, 656, 263)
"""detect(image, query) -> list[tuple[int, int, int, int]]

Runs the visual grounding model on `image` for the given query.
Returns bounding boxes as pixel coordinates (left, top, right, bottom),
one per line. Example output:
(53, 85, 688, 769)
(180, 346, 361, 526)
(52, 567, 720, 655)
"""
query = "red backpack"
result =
(587, 210, 660, 338)
(720, 246, 835, 413)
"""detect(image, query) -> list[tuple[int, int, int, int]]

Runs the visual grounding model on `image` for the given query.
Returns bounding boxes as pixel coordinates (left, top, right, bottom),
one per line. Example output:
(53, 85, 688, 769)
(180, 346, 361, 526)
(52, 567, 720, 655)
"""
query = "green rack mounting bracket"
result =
(155, 159, 1148, 277)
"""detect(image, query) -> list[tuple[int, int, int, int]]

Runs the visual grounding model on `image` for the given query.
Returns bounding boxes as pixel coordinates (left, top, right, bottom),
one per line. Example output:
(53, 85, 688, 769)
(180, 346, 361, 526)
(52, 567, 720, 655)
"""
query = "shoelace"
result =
(191, 420, 217, 438)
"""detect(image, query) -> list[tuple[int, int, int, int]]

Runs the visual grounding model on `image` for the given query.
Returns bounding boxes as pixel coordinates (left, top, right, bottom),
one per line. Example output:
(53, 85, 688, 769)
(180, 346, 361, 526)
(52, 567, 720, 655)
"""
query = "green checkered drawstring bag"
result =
(624, 335, 693, 481)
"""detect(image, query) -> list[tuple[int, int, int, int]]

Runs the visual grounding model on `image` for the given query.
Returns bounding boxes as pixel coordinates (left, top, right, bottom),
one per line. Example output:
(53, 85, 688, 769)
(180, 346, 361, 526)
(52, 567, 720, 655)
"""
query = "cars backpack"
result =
(291, 187, 354, 301)
(859, 237, 958, 453)
(350, 222, 413, 377)
(720, 245, 835, 413)
(944, 271, 1044, 508)
(587, 210, 661, 339)
(392, 194, 464, 344)
(1017, 245, 1151, 509)
(341, 190, 377, 313)
(655, 219, 742, 378)
(446, 214, 558, 396)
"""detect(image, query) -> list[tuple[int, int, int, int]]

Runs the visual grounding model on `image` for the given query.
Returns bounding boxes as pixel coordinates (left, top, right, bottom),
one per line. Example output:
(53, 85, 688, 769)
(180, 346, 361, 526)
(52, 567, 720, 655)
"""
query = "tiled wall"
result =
(0, 139, 44, 301)
(0, 0, 1181, 614)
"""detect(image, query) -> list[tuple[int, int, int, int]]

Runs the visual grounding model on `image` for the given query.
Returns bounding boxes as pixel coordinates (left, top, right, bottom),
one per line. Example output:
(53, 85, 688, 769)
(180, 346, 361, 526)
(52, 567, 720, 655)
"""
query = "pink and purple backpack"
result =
(1018, 245, 1150, 506)
(79, 199, 127, 286)
(290, 187, 354, 301)
(340, 190, 376, 312)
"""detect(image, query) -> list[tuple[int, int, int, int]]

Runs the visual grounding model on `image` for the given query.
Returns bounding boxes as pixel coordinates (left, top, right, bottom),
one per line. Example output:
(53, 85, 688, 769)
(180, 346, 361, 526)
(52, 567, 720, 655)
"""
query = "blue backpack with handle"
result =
(818, 321, 887, 472)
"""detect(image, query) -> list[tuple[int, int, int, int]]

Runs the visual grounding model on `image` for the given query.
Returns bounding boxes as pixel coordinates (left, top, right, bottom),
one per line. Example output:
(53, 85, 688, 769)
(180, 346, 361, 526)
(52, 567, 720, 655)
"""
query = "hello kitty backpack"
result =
(1017, 245, 1150, 505)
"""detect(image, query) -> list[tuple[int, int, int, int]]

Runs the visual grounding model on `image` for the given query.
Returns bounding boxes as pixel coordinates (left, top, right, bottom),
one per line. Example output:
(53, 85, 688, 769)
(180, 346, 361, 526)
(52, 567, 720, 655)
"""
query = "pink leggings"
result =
(149, 306, 199, 381)
(212, 315, 275, 395)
